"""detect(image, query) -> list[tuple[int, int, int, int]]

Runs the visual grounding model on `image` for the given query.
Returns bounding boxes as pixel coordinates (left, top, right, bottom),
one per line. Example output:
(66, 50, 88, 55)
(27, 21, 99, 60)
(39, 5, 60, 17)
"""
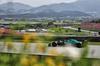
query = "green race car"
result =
(48, 39, 87, 48)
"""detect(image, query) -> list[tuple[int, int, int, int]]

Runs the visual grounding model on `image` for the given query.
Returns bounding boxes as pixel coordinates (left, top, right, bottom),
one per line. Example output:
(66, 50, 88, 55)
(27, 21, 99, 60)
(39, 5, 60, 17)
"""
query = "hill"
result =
(0, 10, 90, 19)
(0, 2, 32, 10)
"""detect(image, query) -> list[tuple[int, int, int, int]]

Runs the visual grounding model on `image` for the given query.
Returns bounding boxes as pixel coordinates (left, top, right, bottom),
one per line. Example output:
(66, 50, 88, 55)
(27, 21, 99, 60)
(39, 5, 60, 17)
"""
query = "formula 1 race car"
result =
(48, 39, 87, 48)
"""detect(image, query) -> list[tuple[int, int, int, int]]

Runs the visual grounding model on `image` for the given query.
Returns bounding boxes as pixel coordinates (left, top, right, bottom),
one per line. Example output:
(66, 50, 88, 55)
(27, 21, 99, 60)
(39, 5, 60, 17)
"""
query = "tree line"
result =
(91, 19, 100, 23)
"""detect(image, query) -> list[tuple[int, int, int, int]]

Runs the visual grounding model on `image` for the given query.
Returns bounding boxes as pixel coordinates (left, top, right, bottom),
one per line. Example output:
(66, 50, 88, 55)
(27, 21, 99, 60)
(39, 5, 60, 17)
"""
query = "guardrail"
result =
(1, 35, 100, 42)
(0, 42, 100, 66)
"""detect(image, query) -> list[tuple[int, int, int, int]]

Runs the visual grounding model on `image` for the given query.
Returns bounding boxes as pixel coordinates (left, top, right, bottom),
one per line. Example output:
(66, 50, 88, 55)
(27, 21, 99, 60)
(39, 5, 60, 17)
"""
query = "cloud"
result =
(0, 0, 77, 7)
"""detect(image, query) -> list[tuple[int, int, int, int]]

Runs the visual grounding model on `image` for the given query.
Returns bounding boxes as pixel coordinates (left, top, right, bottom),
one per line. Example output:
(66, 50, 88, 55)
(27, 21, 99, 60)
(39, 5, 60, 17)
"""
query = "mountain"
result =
(0, 0, 100, 13)
(30, 0, 100, 15)
(1, 0, 99, 18)
(30, 3, 80, 12)
(0, 2, 32, 10)
(35, 10, 90, 17)
(73, 0, 100, 12)
(0, 10, 90, 19)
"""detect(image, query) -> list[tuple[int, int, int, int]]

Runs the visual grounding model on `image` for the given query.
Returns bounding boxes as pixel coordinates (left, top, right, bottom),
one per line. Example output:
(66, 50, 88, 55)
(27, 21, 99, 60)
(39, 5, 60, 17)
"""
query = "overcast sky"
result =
(0, 0, 77, 7)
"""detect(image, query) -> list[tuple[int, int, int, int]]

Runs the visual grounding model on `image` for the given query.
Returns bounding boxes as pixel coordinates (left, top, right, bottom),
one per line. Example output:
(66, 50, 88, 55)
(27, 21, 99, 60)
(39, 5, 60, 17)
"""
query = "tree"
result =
(47, 22, 53, 27)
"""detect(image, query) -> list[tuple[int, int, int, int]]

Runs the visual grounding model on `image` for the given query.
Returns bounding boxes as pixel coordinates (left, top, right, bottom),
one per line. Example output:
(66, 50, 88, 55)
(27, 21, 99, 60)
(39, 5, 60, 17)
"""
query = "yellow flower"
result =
(35, 41, 46, 53)
(32, 63, 45, 66)
(58, 62, 66, 66)
(33, 63, 39, 66)
(23, 34, 31, 49)
(29, 56, 39, 65)
(23, 39, 30, 43)
(30, 33, 38, 40)
(35, 40, 42, 48)
(20, 57, 29, 66)
(38, 63, 45, 66)
(23, 34, 30, 43)
(40, 45, 46, 53)
(49, 49, 57, 55)
(23, 34, 30, 39)
(45, 57, 53, 63)
(45, 57, 56, 66)
(48, 63, 56, 66)
(35, 40, 42, 44)
(24, 43, 30, 49)
(6, 42, 13, 49)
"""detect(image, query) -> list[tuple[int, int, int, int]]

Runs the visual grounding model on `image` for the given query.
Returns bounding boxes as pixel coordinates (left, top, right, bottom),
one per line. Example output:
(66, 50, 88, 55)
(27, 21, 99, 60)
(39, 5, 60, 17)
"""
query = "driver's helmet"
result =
(57, 40, 64, 46)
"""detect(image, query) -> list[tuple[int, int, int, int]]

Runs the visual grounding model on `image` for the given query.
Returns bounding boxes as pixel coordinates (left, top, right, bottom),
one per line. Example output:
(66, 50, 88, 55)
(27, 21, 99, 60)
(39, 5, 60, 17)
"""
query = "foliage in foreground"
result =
(0, 33, 100, 66)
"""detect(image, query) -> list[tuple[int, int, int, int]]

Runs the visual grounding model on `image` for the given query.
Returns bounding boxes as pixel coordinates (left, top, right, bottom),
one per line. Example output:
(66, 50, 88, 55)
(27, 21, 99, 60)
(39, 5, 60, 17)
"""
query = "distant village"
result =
(0, 16, 98, 22)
